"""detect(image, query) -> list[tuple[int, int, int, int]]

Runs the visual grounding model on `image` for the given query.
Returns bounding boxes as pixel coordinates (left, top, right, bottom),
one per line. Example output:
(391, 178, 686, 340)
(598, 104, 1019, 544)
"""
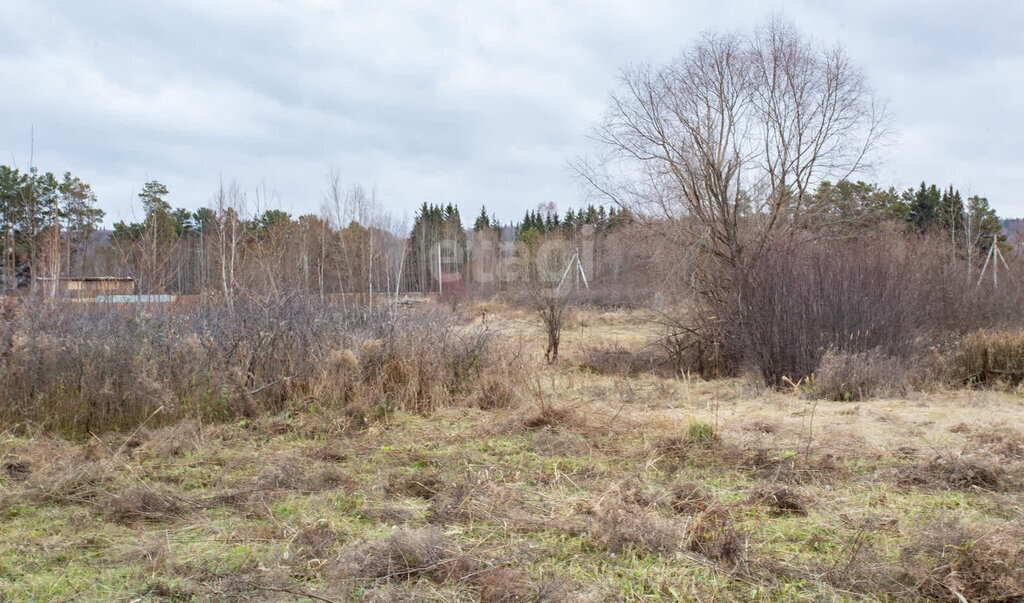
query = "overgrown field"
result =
(2, 306, 1023, 601)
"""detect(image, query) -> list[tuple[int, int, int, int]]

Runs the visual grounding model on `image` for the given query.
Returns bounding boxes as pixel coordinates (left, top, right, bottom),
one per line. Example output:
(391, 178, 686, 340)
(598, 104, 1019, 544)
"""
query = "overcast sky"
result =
(1, 0, 1022, 225)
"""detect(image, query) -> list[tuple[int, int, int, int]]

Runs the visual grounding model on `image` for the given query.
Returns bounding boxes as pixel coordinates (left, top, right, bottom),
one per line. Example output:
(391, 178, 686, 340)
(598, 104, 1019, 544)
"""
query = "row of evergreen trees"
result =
(517, 204, 632, 236)
(406, 203, 468, 292)
(812, 180, 1003, 250)
(0, 165, 105, 290)
(0, 168, 1011, 296)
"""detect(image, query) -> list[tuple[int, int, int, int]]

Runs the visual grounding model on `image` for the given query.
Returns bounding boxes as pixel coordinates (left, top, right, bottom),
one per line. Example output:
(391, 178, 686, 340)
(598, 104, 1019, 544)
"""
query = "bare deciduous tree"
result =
(576, 17, 886, 279)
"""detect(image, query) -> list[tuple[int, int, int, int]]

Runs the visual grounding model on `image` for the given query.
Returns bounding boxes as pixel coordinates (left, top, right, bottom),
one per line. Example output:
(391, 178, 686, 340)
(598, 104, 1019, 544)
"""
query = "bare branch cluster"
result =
(577, 17, 888, 273)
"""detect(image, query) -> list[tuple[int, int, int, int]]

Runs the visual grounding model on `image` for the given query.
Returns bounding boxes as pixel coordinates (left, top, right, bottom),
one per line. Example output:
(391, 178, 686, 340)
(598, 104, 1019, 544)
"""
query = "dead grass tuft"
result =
(898, 517, 1024, 601)
(670, 482, 713, 515)
(952, 329, 1024, 386)
(897, 452, 1010, 490)
(308, 440, 349, 463)
(137, 420, 203, 458)
(2, 459, 30, 481)
(531, 430, 588, 456)
(254, 457, 353, 492)
(577, 344, 669, 377)
(12, 459, 115, 507)
(751, 486, 808, 515)
(968, 426, 1024, 459)
(474, 567, 567, 603)
(428, 479, 519, 526)
(589, 491, 687, 554)
(124, 536, 176, 576)
(813, 349, 911, 401)
(256, 459, 308, 491)
(365, 504, 418, 525)
(349, 528, 480, 583)
(383, 472, 443, 500)
(105, 486, 187, 524)
(745, 421, 778, 434)
(521, 406, 579, 431)
(292, 521, 342, 563)
(689, 507, 746, 565)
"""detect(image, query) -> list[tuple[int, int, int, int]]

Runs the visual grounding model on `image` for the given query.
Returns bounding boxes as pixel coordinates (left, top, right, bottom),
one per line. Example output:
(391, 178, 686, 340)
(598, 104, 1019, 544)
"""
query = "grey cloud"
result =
(1, 0, 1022, 223)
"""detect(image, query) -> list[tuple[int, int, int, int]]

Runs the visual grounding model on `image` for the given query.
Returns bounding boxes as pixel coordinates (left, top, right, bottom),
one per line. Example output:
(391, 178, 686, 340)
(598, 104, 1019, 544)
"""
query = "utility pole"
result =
(977, 234, 1009, 288)
(557, 247, 590, 292)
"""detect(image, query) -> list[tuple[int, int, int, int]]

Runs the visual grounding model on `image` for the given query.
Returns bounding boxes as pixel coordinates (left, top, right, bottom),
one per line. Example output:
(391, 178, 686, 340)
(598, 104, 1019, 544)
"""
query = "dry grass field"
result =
(2, 305, 1023, 601)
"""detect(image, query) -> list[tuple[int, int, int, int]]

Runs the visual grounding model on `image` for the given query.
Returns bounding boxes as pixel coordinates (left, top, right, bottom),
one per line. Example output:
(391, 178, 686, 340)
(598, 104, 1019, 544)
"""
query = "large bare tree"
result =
(577, 17, 886, 277)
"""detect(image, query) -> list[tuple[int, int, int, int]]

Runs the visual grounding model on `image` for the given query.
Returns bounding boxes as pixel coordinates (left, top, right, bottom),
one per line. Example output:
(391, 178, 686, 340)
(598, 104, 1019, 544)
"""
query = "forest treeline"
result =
(0, 160, 1011, 302)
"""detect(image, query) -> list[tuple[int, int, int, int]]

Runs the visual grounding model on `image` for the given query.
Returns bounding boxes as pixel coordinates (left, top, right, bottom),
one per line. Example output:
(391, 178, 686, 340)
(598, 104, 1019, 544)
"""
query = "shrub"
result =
(723, 234, 1021, 386)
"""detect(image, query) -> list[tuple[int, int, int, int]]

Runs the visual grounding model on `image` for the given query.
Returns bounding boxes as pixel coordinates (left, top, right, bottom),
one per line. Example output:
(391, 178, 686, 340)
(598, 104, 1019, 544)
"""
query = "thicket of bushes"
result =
(0, 300, 524, 436)
(643, 234, 1024, 394)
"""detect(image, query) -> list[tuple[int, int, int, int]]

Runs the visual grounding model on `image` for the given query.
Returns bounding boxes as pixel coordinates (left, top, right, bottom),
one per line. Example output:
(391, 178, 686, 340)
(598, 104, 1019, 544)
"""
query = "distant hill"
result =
(1003, 219, 1024, 246)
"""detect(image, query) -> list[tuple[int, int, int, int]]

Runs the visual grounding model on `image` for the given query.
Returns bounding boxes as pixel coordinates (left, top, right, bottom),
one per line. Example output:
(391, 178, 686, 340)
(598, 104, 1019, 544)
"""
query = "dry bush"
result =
(812, 349, 911, 401)
(536, 291, 573, 364)
(0, 300, 525, 436)
(724, 235, 1023, 386)
(658, 321, 729, 379)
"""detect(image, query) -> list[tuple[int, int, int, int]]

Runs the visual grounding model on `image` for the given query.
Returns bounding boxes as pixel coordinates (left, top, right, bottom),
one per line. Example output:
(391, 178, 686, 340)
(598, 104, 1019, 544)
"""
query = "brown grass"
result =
(347, 528, 480, 583)
(813, 348, 911, 401)
(952, 329, 1024, 385)
(0, 301, 529, 436)
(898, 517, 1024, 601)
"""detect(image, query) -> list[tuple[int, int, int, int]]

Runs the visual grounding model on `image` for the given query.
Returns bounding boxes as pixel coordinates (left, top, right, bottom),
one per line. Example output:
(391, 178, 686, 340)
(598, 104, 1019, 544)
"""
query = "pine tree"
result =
(906, 182, 942, 233)
(473, 205, 491, 232)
